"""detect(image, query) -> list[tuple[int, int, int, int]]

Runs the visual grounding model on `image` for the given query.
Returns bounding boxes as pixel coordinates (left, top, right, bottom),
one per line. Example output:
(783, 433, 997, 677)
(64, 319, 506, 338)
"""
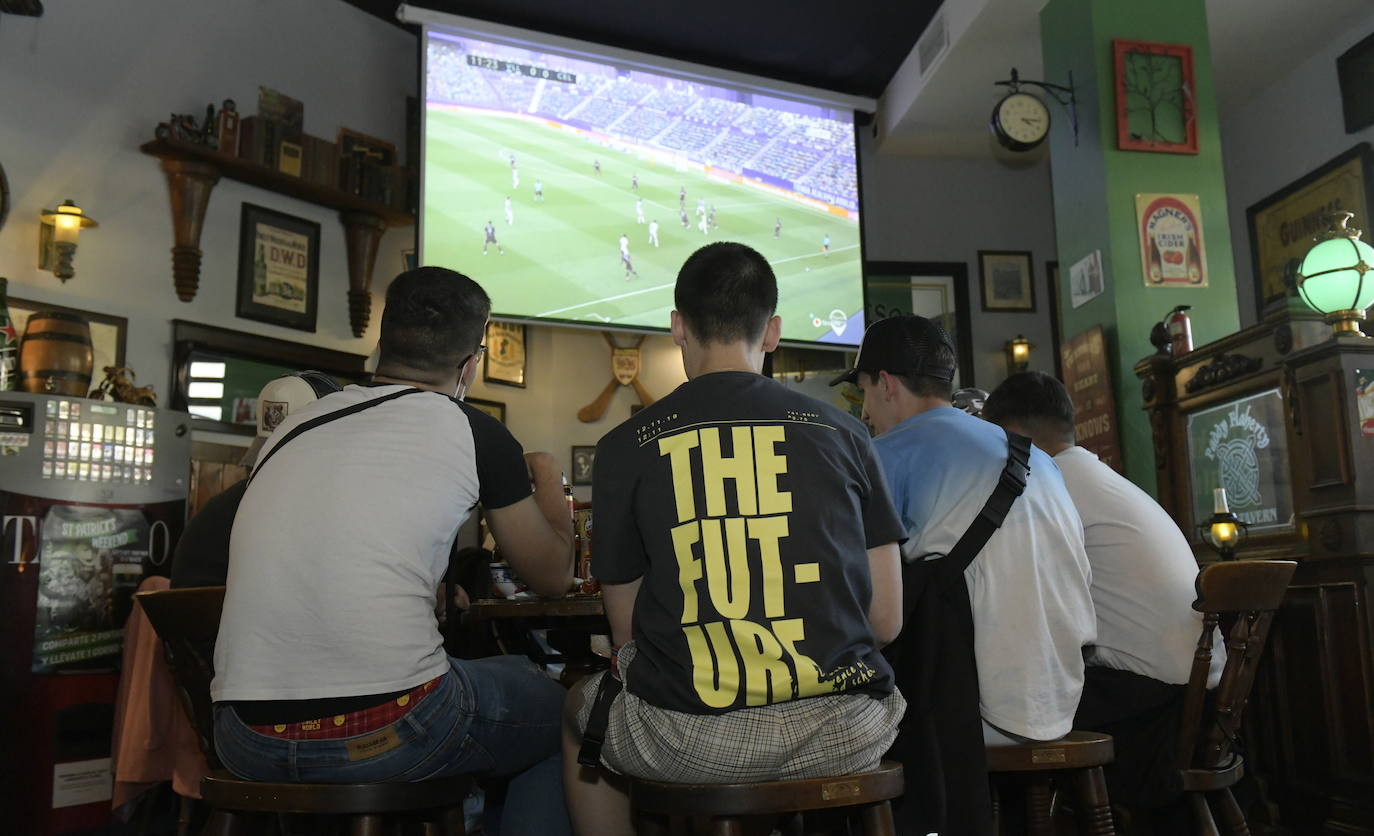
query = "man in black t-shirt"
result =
(562, 243, 906, 836)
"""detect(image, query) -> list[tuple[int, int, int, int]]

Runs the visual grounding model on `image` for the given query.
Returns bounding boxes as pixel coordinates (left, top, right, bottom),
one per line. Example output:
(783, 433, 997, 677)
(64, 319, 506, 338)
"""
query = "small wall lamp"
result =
(1196, 488, 1249, 561)
(1297, 211, 1373, 338)
(1005, 334, 1033, 374)
(38, 200, 97, 282)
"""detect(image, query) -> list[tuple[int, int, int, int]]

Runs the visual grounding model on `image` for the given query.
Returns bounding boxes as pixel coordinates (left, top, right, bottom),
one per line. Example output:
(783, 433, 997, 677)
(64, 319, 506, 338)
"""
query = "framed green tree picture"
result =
(1113, 39, 1199, 155)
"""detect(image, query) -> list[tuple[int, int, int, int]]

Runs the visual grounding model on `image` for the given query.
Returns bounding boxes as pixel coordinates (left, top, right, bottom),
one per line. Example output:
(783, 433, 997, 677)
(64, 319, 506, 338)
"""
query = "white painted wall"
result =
(1220, 5, 1374, 325)
(859, 128, 1060, 389)
(0, 0, 689, 490)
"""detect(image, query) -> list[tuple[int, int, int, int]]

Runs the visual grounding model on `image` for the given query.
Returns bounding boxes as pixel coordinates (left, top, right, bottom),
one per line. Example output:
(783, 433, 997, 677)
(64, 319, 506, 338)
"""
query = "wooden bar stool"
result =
(136, 586, 472, 836)
(629, 760, 903, 835)
(986, 730, 1116, 836)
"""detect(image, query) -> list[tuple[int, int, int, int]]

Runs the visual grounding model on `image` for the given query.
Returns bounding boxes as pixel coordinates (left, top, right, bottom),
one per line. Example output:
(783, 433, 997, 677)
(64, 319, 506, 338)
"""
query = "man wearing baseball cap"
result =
(170, 370, 342, 588)
(832, 314, 1095, 833)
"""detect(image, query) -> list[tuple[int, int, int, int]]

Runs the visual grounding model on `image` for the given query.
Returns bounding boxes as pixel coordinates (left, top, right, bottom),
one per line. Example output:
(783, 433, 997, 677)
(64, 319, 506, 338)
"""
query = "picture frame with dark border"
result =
(235, 202, 321, 332)
(1113, 39, 1199, 155)
(978, 250, 1036, 313)
(465, 397, 506, 425)
(570, 444, 596, 486)
(1245, 143, 1374, 319)
(1338, 31, 1374, 134)
(483, 320, 527, 388)
(9, 296, 128, 377)
(863, 261, 976, 388)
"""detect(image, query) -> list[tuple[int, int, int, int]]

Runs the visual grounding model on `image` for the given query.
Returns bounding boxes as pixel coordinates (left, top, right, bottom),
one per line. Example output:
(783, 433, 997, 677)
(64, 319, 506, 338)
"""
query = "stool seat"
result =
(986, 730, 1115, 772)
(201, 772, 473, 815)
(630, 761, 903, 835)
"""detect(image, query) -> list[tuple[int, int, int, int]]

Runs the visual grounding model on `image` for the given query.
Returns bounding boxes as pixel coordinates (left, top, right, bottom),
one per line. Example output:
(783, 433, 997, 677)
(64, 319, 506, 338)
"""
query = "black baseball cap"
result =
(829, 315, 958, 386)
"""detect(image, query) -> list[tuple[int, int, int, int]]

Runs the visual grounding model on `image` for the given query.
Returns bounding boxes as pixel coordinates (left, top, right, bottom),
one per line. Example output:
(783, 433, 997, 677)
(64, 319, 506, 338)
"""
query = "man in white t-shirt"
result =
(212, 267, 575, 835)
(984, 371, 1224, 813)
(833, 316, 1096, 745)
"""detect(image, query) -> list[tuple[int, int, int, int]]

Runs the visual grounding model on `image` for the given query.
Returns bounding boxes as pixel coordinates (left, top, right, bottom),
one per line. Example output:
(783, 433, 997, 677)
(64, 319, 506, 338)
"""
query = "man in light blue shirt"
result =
(831, 315, 1095, 744)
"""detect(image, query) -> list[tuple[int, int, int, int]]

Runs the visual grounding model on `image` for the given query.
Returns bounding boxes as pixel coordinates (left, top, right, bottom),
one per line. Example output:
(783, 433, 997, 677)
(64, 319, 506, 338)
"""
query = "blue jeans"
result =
(214, 655, 571, 836)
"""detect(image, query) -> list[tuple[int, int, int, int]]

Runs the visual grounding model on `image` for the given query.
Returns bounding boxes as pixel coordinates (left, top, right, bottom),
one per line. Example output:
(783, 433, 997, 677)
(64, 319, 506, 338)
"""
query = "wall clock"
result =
(1113, 39, 1199, 155)
(990, 91, 1051, 153)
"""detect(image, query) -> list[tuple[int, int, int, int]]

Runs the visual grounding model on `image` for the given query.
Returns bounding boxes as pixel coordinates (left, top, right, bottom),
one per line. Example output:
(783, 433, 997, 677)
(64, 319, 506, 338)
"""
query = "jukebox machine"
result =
(1, 391, 190, 835)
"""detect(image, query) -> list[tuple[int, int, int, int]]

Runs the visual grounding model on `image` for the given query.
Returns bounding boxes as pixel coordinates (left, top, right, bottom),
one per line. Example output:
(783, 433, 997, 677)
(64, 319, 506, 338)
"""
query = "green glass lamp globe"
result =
(1297, 212, 1374, 336)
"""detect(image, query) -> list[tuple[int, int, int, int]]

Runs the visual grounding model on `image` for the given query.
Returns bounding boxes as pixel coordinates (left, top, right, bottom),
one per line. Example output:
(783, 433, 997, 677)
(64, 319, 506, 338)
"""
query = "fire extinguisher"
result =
(1166, 305, 1193, 356)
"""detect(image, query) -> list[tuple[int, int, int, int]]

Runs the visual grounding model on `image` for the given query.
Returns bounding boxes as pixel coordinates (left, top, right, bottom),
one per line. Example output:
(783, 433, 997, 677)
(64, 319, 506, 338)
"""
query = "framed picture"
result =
(1338, 32, 1374, 134)
(483, 321, 527, 388)
(570, 445, 596, 486)
(1136, 193, 1207, 287)
(465, 397, 506, 424)
(978, 251, 1035, 312)
(9, 296, 128, 378)
(1068, 250, 1104, 309)
(236, 203, 320, 332)
(1113, 39, 1198, 155)
(1246, 144, 1374, 318)
(1045, 261, 1063, 378)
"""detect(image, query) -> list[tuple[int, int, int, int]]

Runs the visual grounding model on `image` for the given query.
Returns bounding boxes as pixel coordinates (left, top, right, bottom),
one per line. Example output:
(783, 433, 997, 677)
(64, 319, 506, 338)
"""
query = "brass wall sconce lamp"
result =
(38, 200, 97, 282)
(1005, 334, 1033, 374)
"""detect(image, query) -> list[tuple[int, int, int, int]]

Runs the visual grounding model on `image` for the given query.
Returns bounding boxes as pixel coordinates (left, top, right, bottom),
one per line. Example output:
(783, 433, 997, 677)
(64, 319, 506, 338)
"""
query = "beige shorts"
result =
(575, 642, 905, 784)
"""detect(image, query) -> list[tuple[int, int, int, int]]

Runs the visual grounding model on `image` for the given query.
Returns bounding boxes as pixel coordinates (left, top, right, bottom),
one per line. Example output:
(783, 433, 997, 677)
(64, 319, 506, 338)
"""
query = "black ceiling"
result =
(339, 0, 943, 100)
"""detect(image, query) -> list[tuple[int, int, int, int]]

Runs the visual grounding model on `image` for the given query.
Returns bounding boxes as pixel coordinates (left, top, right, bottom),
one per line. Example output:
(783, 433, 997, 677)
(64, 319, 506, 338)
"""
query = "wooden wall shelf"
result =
(140, 138, 415, 337)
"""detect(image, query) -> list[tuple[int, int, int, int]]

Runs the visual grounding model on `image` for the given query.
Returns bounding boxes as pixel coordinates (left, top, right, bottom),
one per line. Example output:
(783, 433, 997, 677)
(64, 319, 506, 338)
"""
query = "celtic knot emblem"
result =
(1216, 437, 1262, 507)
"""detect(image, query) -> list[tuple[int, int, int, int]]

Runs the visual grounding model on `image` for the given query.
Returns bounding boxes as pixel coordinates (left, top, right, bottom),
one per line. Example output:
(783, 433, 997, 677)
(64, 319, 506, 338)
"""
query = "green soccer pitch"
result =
(422, 107, 863, 344)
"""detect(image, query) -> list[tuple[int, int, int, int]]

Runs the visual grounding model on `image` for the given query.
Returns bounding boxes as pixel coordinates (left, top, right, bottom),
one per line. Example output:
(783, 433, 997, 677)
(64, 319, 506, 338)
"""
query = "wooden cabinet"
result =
(1137, 310, 1374, 834)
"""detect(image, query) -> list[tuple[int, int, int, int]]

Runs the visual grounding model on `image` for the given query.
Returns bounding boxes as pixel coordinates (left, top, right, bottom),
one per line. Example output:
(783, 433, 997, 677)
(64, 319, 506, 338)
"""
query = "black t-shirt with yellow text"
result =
(593, 371, 903, 714)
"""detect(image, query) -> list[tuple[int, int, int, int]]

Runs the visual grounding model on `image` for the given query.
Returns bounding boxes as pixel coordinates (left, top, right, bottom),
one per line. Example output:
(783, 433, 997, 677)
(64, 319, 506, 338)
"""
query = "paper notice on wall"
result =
(52, 758, 112, 809)
(1357, 369, 1374, 437)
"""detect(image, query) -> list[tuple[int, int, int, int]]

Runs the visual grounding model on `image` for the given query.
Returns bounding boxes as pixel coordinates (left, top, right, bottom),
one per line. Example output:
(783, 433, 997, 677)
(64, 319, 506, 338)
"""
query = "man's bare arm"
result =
(867, 542, 902, 646)
(601, 577, 641, 649)
(484, 452, 574, 597)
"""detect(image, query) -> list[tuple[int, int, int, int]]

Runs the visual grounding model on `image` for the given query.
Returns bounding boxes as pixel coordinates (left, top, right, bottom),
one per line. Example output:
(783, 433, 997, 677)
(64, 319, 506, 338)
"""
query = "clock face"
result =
(994, 93, 1051, 149)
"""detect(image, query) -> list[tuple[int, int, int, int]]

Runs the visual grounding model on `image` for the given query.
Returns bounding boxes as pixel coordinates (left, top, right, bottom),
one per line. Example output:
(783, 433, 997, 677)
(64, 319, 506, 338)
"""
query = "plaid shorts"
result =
(575, 642, 905, 783)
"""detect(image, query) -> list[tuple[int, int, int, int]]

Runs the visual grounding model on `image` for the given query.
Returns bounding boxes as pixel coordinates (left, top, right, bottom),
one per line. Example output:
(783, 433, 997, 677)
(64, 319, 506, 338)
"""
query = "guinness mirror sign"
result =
(1185, 388, 1294, 535)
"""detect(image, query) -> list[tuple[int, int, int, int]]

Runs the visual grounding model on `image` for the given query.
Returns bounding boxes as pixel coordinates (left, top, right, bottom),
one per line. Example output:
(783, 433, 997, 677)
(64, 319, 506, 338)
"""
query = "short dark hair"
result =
(674, 242, 777, 345)
(983, 371, 1076, 444)
(378, 267, 490, 376)
(860, 338, 958, 402)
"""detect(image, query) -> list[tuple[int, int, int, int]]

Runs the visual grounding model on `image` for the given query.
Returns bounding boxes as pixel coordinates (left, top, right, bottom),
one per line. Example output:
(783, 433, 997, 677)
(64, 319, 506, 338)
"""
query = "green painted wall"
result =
(1041, 0, 1241, 493)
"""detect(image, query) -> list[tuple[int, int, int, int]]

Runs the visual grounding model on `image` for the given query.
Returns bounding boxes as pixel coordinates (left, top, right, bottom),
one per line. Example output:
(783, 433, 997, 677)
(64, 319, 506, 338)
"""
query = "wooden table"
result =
(468, 596, 609, 684)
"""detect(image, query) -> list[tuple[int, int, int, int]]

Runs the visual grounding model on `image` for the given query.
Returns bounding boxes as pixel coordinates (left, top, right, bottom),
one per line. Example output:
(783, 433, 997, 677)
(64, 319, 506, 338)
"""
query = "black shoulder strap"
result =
(248, 387, 425, 486)
(944, 430, 1033, 574)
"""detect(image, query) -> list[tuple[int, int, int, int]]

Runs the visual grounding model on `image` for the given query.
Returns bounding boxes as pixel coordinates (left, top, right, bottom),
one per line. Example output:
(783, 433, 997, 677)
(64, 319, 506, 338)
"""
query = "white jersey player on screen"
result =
(648, 219, 660, 247)
(698, 213, 709, 236)
(697, 197, 706, 217)
(636, 198, 645, 224)
(505, 197, 514, 225)
(620, 234, 638, 281)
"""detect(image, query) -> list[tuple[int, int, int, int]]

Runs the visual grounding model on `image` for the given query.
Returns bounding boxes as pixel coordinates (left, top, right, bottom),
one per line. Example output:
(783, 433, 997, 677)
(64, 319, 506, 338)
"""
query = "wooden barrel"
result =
(19, 311, 94, 396)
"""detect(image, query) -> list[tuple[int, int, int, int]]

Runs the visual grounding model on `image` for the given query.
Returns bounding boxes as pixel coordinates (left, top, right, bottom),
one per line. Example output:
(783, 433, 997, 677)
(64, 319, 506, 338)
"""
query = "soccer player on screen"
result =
(707, 205, 717, 230)
(505, 197, 514, 226)
(534, 179, 544, 202)
(594, 158, 602, 176)
(510, 155, 519, 189)
(648, 219, 660, 247)
(822, 233, 830, 256)
(697, 197, 706, 218)
(636, 199, 645, 224)
(680, 207, 690, 228)
(631, 173, 639, 192)
(698, 214, 709, 236)
(619, 234, 639, 281)
(774, 217, 782, 239)
(482, 221, 503, 255)
(679, 186, 686, 210)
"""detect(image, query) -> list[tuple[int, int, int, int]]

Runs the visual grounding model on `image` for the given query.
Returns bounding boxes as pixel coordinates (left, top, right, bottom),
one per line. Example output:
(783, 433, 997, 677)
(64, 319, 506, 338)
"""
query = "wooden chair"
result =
(986, 730, 1117, 836)
(628, 760, 904, 835)
(135, 586, 471, 836)
(1173, 559, 1295, 836)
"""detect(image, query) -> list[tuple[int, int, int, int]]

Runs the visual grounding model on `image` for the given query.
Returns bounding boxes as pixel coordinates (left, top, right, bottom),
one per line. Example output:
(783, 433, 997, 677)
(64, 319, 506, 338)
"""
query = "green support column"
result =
(1041, 0, 1240, 493)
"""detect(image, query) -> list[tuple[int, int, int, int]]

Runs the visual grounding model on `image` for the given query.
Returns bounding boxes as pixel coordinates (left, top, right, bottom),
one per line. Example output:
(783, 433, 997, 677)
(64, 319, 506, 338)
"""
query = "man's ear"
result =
(879, 370, 901, 401)
(670, 310, 688, 348)
(760, 315, 782, 353)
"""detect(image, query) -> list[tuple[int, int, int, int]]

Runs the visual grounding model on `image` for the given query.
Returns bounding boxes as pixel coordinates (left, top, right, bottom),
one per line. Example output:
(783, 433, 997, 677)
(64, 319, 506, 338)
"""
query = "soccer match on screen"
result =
(422, 29, 865, 346)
